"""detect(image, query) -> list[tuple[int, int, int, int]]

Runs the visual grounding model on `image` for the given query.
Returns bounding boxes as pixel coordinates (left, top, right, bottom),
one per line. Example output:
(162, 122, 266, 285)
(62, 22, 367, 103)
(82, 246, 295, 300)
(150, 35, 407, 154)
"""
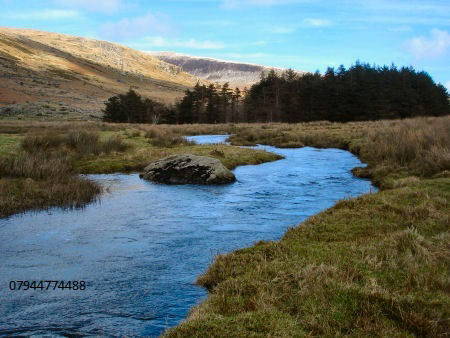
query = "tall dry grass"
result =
(0, 120, 115, 135)
(21, 130, 129, 155)
(0, 152, 72, 180)
(361, 116, 450, 176)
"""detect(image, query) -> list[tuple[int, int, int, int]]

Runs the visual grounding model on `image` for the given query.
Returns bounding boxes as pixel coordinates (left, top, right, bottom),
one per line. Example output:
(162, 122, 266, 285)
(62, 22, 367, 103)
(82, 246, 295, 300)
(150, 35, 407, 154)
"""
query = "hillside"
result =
(149, 52, 305, 88)
(0, 28, 200, 119)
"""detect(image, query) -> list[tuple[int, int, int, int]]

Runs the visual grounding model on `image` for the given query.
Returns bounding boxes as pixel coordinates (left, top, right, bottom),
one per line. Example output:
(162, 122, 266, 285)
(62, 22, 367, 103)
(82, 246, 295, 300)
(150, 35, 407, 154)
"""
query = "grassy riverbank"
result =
(165, 116, 450, 337)
(0, 121, 281, 218)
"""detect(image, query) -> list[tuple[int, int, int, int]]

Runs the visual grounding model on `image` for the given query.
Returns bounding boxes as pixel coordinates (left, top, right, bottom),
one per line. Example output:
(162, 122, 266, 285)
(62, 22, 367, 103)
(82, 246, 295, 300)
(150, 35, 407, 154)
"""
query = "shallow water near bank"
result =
(0, 135, 375, 337)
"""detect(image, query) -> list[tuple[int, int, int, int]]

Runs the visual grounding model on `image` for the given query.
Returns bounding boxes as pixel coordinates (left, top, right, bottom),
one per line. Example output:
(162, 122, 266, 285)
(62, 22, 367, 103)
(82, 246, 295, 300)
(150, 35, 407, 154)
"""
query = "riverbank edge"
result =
(164, 131, 449, 336)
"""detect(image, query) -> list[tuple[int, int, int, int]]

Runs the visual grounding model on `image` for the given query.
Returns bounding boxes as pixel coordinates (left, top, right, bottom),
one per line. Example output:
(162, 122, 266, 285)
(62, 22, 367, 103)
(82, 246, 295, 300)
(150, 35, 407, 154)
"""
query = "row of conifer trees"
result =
(102, 62, 449, 124)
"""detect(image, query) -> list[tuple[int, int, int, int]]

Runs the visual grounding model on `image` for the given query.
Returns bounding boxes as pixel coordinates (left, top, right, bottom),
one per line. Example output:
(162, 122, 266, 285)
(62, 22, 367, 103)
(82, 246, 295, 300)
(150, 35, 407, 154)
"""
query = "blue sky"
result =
(1, 0, 449, 89)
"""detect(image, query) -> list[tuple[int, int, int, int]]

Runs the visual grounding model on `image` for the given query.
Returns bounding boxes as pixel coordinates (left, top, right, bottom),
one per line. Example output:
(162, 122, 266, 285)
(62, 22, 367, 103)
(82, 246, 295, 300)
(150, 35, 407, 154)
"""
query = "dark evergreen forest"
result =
(103, 62, 450, 124)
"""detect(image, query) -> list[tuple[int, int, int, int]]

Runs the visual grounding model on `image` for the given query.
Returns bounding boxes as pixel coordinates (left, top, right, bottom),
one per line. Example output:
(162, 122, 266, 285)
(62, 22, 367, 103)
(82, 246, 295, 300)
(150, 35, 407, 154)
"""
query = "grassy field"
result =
(0, 117, 448, 336)
(164, 116, 450, 337)
(0, 121, 281, 218)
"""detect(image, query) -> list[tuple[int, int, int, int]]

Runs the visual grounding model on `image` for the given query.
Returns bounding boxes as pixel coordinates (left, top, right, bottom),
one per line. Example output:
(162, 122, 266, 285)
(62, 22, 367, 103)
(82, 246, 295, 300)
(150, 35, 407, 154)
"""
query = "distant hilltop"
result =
(148, 51, 305, 88)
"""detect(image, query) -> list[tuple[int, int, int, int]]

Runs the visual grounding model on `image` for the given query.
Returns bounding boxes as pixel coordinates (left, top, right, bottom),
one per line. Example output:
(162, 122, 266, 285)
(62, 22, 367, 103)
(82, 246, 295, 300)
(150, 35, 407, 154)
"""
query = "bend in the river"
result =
(0, 135, 375, 337)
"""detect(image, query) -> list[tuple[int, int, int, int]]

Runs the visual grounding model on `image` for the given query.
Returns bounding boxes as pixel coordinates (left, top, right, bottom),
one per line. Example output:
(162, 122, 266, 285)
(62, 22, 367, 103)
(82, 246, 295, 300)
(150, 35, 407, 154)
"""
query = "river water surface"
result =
(0, 135, 375, 336)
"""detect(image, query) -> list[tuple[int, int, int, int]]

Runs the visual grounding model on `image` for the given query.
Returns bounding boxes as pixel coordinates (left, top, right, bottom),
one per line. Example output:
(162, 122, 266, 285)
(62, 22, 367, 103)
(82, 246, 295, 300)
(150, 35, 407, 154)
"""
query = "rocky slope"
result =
(0, 28, 200, 119)
(149, 52, 305, 88)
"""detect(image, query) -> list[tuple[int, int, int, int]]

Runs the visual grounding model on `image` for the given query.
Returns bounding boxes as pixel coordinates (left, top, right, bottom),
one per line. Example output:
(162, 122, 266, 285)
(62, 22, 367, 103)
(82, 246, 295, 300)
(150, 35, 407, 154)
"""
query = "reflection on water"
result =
(0, 135, 375, 336)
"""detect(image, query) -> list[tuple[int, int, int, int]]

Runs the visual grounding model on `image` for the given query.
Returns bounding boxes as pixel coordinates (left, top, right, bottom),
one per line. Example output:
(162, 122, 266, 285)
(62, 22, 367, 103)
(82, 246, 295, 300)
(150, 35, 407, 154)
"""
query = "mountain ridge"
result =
(148, 51, 305, 88)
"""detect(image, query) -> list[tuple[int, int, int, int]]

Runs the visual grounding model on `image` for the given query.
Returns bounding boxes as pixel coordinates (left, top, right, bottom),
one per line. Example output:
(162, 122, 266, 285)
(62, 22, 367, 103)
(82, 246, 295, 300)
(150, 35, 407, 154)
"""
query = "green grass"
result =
(75, 141, 281, 174)
(166, 179, 449, 337)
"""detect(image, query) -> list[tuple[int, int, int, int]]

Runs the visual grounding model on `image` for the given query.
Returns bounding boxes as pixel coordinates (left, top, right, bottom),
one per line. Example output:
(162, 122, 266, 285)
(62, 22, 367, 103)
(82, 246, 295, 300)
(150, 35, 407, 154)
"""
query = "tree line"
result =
(102, 83, 242, 124)
(103, 62, 450, 124)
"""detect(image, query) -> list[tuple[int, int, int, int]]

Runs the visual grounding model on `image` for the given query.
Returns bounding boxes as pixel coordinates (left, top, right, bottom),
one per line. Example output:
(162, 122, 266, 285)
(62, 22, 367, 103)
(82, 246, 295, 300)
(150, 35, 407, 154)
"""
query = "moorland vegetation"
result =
(0, 116, 448, 336)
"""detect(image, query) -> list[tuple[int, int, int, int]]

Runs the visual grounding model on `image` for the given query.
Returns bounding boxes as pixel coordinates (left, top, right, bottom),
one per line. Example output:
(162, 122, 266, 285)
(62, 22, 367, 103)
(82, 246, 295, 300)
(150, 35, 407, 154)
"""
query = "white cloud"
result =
(405, 29, 450, 60)
(7, 9, 80, 20)
(144, 36, 225, 50)
(303, 18, 331, 27)
(100, 12, 173, 41)
(445, 81, 450, 91)
(55, 0, 122, 14)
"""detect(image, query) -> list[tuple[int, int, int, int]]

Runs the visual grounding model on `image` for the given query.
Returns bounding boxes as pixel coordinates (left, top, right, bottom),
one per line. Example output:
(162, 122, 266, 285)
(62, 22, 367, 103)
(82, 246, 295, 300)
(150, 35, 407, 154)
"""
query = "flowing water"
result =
(0, 135, 375, 337)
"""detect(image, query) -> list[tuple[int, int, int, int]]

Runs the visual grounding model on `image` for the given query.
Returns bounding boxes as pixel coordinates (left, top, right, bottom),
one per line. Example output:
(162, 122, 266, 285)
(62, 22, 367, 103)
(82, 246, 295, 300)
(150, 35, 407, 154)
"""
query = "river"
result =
(0, 135, 375, 336)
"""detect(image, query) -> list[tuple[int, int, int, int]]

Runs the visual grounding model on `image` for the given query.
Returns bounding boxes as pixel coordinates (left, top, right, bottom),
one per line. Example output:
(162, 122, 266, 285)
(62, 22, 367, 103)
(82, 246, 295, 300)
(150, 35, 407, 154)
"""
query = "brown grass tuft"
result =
(0, 152, 72, 180)
(0, 176, 101, 218)
(21, 129, 129, 155)
(361, 117, 450, 176)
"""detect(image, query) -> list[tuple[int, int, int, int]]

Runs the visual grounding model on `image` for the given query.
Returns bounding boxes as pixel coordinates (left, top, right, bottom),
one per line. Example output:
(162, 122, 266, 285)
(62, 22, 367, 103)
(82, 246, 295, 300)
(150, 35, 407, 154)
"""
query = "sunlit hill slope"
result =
(0, 27, 200, 119)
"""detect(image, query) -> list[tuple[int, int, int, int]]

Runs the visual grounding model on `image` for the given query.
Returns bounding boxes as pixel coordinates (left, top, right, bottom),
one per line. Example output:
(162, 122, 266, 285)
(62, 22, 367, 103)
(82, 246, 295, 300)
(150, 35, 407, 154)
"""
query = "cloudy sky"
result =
(1, 0, 449, 89)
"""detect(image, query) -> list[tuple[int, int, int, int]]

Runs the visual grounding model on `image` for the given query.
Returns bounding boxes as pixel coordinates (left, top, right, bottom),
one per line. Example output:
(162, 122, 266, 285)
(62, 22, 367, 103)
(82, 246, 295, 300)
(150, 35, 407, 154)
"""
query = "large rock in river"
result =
(139, 154, 236, 185)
